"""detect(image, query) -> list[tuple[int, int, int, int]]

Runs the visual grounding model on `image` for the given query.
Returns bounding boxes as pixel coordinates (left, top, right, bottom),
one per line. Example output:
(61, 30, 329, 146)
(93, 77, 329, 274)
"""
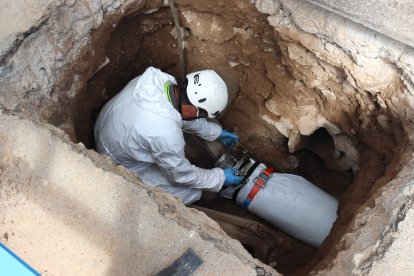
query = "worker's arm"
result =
(182, 118, 221, 141)
(148, 130, 225, 191)
(182, 119, 239, 147)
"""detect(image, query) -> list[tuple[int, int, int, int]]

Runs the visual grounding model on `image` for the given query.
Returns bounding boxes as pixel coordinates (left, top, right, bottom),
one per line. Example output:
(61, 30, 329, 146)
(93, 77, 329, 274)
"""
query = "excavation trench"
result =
(62, 3, 407, 275)
(1, 0, 413, 275)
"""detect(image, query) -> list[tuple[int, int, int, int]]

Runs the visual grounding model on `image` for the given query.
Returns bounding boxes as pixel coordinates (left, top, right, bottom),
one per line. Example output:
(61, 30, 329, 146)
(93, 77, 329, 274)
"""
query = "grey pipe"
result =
(168, 0, 186, 81)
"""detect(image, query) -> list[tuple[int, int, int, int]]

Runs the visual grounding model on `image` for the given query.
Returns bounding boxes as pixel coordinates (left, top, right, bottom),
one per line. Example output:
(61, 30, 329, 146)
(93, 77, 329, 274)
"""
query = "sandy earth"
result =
(0, 110, 275, 275)
(1, 0, 414, 275)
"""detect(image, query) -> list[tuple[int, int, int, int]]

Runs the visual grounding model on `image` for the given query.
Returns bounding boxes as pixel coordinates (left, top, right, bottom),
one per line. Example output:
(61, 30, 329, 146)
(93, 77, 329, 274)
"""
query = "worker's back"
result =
(94, 67, 180, 174)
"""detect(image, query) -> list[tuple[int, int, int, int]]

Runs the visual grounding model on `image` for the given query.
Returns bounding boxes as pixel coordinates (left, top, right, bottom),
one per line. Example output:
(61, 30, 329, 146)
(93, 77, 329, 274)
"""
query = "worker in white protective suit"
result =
(94, 66, 243, 204)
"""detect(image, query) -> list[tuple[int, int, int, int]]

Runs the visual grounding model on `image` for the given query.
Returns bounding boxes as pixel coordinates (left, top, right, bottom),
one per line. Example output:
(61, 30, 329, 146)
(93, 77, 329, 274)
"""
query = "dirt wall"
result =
(254, 0, 414, 274)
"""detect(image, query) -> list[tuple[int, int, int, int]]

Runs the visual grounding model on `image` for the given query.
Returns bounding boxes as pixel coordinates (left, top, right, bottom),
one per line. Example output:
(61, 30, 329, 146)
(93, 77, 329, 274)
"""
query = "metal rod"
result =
(168, 0, 186, 81)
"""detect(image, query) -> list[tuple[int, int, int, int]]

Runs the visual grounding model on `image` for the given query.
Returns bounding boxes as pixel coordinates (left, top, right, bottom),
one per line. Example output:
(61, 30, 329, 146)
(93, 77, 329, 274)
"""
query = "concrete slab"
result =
(305, 0, 414, 48)
(369, 204, 414, 275)
(0, 0, 59, 61)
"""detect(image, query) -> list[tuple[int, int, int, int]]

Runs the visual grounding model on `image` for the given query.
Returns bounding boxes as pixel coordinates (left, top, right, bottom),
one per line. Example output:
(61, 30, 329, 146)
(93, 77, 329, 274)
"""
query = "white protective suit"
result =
(94, 67, 226, 204)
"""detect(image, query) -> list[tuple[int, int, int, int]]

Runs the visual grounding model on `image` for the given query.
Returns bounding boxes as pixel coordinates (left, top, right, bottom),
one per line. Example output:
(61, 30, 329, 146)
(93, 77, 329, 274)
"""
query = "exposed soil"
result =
(23, 0, 409, 275)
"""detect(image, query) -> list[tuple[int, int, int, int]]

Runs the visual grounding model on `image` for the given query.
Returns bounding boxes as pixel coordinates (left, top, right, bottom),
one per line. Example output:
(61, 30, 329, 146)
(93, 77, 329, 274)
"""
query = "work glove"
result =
(218, 129, 240, 147)
(223, 168, 244, 187)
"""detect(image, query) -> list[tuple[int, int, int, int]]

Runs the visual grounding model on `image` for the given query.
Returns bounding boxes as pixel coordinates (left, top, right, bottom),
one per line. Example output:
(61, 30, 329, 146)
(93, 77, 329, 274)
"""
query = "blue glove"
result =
(219, 129, 239, 147)
(223, 168, 244, 187)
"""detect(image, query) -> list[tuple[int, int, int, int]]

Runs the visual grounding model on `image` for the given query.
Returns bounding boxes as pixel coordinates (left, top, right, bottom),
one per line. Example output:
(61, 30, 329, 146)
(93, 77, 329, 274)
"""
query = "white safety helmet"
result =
(186, 70, 228, 118)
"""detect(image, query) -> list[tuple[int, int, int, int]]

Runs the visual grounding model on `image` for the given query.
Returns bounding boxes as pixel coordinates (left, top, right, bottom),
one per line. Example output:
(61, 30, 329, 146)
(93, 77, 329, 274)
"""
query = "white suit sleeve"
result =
(182, 119, 222, 141)
(148, 131, 225, 192)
